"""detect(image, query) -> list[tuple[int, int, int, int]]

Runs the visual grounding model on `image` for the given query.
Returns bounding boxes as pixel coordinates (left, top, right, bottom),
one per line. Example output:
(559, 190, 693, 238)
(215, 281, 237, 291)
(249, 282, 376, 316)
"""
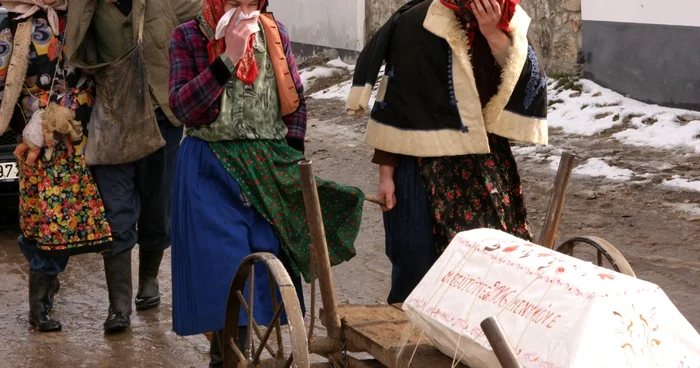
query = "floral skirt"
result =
(19, 139, 112, 255)
(418, 134, 532, 253)
(210, 139, 365, 283)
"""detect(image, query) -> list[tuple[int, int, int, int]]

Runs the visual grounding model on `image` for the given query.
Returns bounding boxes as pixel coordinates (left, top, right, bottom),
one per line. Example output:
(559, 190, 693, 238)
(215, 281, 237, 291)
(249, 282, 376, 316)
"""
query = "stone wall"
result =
(365, 0, 407, 42)
(520, 0, 582, 75)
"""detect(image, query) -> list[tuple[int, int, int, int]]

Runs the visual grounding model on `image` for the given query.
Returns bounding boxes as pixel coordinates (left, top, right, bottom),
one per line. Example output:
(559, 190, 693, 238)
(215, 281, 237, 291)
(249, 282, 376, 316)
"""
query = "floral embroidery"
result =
(524, 45, 547, 110)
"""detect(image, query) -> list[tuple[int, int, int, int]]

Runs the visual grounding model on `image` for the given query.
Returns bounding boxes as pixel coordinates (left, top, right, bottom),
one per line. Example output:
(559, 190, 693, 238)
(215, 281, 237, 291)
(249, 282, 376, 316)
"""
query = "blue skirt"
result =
(171, 137, 305, 336)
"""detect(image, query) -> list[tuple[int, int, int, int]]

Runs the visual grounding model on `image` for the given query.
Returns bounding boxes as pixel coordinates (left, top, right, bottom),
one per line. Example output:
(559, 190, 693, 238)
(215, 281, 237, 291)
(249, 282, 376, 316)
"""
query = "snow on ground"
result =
(544, 155, 634, 182)
(549, 79, 700, 153)
(663, 176, 700, 192)
(573, 158, 635, 181)
(303, 60, 382, 108)
(299, 66, 343, 91)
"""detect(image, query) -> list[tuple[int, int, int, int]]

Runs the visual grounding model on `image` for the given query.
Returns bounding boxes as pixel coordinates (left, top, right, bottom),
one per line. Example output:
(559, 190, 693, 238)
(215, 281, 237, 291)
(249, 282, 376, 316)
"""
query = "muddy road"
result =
(0, 98, 698, 367)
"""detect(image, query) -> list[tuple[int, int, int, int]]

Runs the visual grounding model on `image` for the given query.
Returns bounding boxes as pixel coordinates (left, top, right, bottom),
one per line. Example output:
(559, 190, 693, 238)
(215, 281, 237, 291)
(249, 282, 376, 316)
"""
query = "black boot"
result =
(28, 271, 62, 332)
(135, 250, 163, 311)
(45, 277, 60, 313)
(103, 251, 133, 334)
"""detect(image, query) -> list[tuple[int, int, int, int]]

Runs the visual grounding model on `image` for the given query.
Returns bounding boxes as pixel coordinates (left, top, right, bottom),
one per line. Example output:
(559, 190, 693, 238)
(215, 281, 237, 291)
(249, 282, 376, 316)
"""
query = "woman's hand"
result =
(223, 8, 259, 64)
(472, 0, 510, 53)
(377, 165, 396, 212)
(472, 0, 504, 38)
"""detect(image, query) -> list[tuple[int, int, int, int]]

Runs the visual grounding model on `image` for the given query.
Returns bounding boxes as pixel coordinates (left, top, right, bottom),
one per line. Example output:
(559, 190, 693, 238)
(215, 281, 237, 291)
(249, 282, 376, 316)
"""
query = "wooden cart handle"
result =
(364, 195, 387, 207)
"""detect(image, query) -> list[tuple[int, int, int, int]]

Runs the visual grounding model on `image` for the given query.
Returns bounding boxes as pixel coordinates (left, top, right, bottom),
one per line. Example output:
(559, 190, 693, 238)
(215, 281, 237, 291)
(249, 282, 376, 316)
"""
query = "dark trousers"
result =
(92, 109, 183, 255)
(383, 156, 438, 305)
(18, 236, 69, 275)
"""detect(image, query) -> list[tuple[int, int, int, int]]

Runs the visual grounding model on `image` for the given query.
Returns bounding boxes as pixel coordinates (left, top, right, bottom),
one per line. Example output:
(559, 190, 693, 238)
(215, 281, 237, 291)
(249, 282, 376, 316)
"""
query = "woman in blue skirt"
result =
(168, 0, 365, 365)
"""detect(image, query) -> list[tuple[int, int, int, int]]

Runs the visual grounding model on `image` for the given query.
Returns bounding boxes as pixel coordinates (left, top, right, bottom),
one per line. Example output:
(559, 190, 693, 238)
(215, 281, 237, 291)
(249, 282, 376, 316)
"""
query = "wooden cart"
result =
(220, 153, 635, 368)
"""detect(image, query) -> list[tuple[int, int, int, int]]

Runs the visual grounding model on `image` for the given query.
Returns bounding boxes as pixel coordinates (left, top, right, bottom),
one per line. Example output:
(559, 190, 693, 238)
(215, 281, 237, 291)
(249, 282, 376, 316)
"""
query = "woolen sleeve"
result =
(168, 25, 227, 127)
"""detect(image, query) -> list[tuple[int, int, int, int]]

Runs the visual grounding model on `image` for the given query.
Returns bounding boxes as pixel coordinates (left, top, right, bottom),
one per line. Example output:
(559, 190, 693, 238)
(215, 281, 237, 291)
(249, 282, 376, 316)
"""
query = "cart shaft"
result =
(299, 160, 343, 339)
(481, 317, 523, 368)
(538, 152, 576, 249)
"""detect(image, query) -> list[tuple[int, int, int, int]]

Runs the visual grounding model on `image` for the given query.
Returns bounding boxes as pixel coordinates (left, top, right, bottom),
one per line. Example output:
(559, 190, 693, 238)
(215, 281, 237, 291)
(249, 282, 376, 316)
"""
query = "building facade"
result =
(581, 0, 700, 110)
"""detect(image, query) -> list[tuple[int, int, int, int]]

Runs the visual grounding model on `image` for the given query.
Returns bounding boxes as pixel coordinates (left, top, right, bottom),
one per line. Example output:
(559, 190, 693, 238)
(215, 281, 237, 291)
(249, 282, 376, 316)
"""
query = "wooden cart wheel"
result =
(222, 253, 309, 368)
(555, 236, 636, 278)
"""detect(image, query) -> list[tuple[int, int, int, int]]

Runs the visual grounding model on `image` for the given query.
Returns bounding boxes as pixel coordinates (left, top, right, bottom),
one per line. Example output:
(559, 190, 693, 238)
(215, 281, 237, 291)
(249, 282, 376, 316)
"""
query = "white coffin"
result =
(403, 229, 700, 368)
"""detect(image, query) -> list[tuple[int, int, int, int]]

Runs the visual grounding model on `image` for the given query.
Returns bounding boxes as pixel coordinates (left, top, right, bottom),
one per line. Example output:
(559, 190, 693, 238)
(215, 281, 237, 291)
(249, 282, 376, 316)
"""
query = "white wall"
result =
(268, 0, 366, 52)
(582, 0, 700, 27)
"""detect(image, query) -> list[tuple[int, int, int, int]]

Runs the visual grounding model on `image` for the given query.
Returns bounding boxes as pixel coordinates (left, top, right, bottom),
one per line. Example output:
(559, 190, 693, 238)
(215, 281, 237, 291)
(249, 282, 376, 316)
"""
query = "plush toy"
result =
(42, 102, 83, 154)
(13, 110, 45, 166)
(13, 103, 83, 165)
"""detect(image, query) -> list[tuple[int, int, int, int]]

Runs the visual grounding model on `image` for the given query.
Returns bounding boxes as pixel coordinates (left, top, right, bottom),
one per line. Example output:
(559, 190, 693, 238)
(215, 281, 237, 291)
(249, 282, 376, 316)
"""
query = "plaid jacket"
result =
(169, 19, 307, 149)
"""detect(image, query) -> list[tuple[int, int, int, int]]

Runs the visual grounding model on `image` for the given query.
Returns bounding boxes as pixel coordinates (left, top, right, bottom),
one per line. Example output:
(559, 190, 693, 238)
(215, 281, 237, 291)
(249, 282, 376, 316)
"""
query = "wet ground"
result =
(0, 97, 698, 367)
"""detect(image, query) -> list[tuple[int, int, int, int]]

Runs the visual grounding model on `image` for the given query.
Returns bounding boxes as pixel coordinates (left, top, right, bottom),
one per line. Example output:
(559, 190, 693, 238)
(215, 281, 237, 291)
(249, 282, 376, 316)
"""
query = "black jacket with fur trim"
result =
(347, 0, 548, 158)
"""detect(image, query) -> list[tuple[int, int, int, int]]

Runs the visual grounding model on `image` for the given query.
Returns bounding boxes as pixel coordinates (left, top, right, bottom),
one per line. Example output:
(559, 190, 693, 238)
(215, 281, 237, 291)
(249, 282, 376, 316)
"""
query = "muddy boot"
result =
(103, 251, 133, 334)
(135, 249, 163, 311)
(28, 271, 62, 332)
(45, 277, 60, 313)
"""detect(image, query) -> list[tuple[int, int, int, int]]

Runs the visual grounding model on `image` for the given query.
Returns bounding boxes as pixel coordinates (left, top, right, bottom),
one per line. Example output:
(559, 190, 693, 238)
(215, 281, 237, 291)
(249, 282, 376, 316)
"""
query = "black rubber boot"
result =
(28, 270, 62, 332)
(209, 328, 248, 367)
(135, 249, 163, 311)
(45, 277, 60, 313)
(103, 250, 133, 334)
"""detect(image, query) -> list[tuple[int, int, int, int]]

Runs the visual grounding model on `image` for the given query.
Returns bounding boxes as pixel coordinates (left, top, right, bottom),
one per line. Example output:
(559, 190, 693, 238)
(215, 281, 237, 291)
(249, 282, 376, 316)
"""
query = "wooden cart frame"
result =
(220, 153, 635, 368)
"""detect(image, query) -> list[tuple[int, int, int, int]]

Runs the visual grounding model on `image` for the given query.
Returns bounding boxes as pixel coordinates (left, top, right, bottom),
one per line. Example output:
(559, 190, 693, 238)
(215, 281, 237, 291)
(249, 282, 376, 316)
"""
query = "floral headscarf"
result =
(439, 0, 518, 45)
(198, 0, 267, 84)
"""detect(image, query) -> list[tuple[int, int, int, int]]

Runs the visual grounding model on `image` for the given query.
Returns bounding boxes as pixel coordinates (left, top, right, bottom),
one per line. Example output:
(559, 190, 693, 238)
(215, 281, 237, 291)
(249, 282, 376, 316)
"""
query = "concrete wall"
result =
(267, 0, 366, 63)
(581, 0, 700, 110)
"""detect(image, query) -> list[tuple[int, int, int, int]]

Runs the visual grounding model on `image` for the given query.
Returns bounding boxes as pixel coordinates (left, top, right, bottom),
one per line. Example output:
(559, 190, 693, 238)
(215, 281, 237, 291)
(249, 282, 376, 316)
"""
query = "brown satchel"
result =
(83, 0, 164, 166)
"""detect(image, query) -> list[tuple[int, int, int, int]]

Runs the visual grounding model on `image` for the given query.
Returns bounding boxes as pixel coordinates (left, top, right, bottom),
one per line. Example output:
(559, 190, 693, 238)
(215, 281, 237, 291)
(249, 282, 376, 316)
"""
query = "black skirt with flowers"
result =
(417, 134, 532, 253)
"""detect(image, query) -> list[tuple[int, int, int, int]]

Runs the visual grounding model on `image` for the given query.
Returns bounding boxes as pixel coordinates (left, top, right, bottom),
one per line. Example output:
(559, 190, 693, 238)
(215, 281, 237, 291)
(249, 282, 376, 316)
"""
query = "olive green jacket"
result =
(64, 0, 201, 126)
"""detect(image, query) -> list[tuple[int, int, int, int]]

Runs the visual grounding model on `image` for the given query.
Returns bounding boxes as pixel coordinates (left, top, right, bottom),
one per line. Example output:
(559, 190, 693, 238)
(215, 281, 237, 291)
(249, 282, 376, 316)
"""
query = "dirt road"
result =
(0, 97, 697, 367)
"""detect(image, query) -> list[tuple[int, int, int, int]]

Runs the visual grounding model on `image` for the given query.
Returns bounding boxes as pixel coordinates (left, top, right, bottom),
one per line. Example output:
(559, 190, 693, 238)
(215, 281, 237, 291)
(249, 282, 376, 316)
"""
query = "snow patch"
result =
(545, 156, 633, 181)
(574, 158, 634, 181)
(549, 80, 700, 153)
(299, 58, 354, 91)
(662, 176, 700, 192)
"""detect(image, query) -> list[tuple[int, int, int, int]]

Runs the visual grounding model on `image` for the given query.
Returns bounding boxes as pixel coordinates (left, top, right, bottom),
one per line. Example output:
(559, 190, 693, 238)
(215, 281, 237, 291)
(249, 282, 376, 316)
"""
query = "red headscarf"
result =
(200, 0, 266, 84)
(439, 0, 518, 45)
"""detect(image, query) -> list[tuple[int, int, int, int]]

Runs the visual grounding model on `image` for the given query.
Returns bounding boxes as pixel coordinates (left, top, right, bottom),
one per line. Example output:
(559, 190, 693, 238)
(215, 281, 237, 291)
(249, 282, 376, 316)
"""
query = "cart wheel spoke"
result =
(555, 236, 636, 277)
(254, 303, 286, 362)
(248, 264, 255, 360)
(235, 291, 279, 359)
(228, 336, 247, 363)
(269, 268, 285, 358)
(223, 253, 309, 368)
(284, 353, 294, 368)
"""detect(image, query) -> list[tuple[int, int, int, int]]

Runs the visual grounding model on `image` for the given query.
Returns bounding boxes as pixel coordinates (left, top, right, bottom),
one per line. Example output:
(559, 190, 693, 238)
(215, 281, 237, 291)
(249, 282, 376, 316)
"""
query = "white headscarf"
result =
(1, 0, 68, 35)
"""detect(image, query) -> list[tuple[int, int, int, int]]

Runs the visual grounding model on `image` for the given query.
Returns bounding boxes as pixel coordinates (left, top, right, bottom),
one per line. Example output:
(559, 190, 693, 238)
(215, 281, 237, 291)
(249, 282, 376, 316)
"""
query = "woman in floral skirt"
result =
(348, 0, 548, 304)
(168, 0, 364, 365)
(0, 0, 112, 332)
